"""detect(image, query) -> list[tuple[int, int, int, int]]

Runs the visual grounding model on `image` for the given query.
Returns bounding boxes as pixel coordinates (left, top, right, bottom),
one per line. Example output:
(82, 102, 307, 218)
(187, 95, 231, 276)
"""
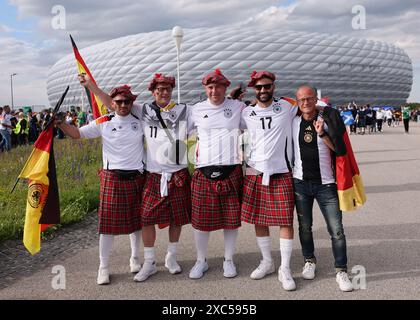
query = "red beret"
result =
(148, 73, 176, 92)
(202, 68, 231, 87)
(247, 70, 276, 87)
(109, 84, 138, 101)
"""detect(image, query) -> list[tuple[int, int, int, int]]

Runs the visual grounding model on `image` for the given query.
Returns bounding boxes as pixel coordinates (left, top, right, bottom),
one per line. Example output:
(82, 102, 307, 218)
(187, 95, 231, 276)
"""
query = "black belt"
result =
(198, 165, 238, 181)
(109, 169, 142, 179)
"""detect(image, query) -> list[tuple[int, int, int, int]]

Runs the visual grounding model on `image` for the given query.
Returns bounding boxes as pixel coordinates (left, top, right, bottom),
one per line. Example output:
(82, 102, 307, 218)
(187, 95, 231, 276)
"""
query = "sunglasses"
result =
(254, 83, 273, 91)
(155, 87, 173, 93)
(113, 99, 132, 105)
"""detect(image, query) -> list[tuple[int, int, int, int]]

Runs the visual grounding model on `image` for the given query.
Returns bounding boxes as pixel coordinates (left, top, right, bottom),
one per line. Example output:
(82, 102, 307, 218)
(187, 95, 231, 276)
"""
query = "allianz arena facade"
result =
(47, 26, 413, 109)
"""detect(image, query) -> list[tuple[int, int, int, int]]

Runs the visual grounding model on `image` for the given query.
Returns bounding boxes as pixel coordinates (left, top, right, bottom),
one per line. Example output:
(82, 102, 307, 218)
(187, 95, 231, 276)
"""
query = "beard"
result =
(257, 91, 273, 103)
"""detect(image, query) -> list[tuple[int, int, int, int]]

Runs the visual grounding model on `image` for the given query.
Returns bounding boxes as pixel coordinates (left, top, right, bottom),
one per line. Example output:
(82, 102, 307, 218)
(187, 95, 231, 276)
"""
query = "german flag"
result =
(16, 87, 68, 255)
(322, 107, 366, 211)
(19, 125, 60, 255)
(70, 34, 107, 119)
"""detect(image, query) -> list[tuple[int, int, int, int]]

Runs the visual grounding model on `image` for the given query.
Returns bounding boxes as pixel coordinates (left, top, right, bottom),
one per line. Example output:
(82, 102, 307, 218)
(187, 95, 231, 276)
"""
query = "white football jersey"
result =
(79, 113, 144, 171)
(141, 102, 188, 173)
(242, 98, 298, 175)
(188, 98, 245, 168)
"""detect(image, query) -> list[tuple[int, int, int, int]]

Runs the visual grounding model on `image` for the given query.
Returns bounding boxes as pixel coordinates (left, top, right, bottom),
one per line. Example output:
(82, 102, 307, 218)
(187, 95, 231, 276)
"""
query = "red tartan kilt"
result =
(191, 165, 243, 231)
(98, 170, 145, 234)
(141, 169, 191, 226)
(241, 172, 294, 227)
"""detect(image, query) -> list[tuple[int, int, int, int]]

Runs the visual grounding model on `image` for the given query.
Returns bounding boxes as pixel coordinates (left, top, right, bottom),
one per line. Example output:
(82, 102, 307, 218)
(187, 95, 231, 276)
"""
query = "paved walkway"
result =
(1, 122, 420, 300)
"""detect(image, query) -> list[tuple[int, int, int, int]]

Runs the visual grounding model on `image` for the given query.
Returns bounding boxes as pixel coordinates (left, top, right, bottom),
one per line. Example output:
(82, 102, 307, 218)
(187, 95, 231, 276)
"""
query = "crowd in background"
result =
(0, 105, 93, 152)
(338, 103, 420, 135)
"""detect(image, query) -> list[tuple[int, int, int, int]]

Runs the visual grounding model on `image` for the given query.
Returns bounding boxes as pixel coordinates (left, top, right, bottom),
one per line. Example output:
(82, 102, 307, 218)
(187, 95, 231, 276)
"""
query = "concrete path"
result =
(1, 122, 419, 300)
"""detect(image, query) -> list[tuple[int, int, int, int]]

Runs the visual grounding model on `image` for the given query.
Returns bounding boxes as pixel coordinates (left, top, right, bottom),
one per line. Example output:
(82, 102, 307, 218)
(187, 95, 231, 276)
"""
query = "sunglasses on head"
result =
(254, 83, 273, 91)
(113, 99, 132, 105)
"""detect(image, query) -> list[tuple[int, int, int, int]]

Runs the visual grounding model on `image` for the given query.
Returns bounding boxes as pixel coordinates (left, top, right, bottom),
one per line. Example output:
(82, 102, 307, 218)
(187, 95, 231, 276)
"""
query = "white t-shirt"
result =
(376, 110, 385, 120)
(188, 98, 245, 168)
(0, 113, 12, 133)
(79, 112, 144, 171)
(242, 98, 297, 179)
(141, 102, 188, 173)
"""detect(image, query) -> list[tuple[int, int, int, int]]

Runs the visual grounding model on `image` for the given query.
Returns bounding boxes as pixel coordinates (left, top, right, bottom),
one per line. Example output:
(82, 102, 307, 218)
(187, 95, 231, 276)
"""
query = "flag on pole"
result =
(17, 87, 68, 255)
(70, 34, 107, 119)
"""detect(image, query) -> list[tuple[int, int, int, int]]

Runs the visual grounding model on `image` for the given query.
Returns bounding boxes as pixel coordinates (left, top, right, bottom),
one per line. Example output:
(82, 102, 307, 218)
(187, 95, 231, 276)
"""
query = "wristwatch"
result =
(318, 132, 327, 138)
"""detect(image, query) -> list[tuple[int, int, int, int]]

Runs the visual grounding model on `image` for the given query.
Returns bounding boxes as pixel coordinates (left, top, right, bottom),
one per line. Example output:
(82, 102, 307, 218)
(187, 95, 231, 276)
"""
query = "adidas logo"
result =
(250, 111, 257, 116)
(203, 115, 209, 118)
(305, 126, 312, 131)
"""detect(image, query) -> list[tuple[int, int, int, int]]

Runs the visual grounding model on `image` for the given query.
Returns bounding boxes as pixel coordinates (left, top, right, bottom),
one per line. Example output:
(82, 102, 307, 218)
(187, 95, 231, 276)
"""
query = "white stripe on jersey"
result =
(188, 98, 245, 168)
(292, 116, 335, 184)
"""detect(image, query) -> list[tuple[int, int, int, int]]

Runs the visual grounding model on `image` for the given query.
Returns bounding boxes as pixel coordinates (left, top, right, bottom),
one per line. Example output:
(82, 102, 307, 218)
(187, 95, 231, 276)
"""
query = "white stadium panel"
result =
(47, 26, 413, 109)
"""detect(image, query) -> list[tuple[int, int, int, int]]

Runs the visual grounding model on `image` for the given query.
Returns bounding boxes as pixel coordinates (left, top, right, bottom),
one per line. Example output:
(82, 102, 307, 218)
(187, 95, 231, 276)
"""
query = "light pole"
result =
(172, 26, 184, 104)
(10, 73, 17, 110)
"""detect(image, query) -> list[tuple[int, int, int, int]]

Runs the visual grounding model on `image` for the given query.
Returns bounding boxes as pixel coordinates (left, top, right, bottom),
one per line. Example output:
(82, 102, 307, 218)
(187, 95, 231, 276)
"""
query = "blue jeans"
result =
(0, 130, 11, 151)
(293, 178, 347, 272)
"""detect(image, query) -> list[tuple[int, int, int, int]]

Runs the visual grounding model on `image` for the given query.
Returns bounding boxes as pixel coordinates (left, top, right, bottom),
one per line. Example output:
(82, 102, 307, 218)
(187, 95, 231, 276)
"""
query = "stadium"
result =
(47, 25, 413, 108)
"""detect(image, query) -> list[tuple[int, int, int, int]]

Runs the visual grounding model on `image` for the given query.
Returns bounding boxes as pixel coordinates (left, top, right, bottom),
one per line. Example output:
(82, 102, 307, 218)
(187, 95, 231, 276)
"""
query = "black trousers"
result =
(403, 119, 409, 133)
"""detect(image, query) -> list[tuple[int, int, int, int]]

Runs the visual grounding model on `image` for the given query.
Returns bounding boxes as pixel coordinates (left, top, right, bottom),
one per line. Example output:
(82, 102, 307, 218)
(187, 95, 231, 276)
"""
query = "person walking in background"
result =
(402, 105, 411, 134)
(0, 105, 13, 151)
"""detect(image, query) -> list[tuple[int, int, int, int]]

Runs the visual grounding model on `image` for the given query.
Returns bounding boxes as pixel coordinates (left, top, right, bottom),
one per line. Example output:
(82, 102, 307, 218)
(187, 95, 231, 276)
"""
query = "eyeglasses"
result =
(155, 87, 172, 93)
(297, 97, 317, 104)
(254, 83, 273, 91)
(113, 99, 132, 105)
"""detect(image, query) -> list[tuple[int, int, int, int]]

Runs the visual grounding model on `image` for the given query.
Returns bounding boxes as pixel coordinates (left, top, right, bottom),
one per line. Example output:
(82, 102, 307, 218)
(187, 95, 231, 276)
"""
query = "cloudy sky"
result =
(0, 0, 419, 107)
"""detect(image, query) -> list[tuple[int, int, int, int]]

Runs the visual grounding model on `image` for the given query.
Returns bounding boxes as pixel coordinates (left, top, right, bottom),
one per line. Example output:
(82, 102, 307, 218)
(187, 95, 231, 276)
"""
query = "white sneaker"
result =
(189, 260, 209, 279)
(165, 253, 182, 274)
(223, 259, 237, 278)
(278, 267, 296, 291)
(130, 257, 141, 273)
(336, 271, 354, 292)
(302, 262, 316, 280)
(97, 267, 110, 285)
(250, 260, 275, 280)
(133, 261, 157, 282)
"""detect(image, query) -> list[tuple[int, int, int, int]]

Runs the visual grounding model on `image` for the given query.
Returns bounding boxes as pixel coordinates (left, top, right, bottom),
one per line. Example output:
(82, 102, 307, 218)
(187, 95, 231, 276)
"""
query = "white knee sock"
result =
(194, 229, 210, 262)
(143, 247, 155, 263)
(129, 230, 141, 259)
(223, 229, 238, 261)
(167, 242, 178, 256)
(257, 236, 272, 263)
(280, 238, 293, 270)
(99, 234, 114, 269)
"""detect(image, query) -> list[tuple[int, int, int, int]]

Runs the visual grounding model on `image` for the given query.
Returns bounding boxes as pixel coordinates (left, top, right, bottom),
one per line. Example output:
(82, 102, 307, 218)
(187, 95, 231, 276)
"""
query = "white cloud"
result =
(1, 0, 420, 105)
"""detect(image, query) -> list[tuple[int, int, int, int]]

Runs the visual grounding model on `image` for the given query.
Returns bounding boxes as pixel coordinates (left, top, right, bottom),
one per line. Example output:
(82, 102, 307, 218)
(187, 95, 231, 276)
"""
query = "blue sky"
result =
(0, 0, 418, 106)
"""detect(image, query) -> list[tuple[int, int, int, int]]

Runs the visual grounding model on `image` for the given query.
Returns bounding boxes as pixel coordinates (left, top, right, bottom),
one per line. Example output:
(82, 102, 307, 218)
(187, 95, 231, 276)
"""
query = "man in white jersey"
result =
(292, 85, 353, 292)
(188, 69, 245, 279)
(56, 84, 144, 285)
(241, 70, 297, 291)
(133, 73, 191, 282)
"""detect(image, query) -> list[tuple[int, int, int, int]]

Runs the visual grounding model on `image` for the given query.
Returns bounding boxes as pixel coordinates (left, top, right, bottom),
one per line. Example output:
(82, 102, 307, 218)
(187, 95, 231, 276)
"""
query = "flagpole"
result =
(11, 86, 69, 193)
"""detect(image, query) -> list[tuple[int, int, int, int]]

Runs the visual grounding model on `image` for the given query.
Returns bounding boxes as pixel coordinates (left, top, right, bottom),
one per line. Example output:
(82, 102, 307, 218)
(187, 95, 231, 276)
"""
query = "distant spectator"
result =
(76, 106, 87, 127)
(1, 105, 13, 151)
(402, 105, 411, 134)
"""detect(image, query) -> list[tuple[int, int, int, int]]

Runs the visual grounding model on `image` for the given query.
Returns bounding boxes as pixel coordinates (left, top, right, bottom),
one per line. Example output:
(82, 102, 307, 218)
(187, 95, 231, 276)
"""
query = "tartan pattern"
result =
(191, 165, 243, 231)
(141, 169, 191, 226)
(241, 172, 295, 226)
(98, 170, 144, 234)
